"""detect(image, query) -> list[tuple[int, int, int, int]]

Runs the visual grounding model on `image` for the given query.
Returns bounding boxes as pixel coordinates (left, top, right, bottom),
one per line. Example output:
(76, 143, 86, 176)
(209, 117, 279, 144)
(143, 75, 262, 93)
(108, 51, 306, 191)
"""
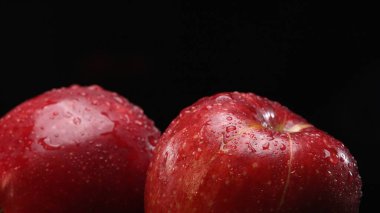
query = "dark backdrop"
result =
(1, 1, 379, 211)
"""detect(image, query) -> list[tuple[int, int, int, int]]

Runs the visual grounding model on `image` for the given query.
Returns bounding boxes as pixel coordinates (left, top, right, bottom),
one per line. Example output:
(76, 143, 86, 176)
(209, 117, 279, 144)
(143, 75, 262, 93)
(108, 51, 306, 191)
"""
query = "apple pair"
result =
(0, 85, 361, 212)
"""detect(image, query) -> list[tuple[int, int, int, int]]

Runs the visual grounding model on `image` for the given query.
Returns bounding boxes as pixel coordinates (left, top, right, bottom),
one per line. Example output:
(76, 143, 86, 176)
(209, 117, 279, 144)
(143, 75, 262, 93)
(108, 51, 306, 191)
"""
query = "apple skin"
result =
(145, 92, 362, 213)
(0, 85, 160, 213)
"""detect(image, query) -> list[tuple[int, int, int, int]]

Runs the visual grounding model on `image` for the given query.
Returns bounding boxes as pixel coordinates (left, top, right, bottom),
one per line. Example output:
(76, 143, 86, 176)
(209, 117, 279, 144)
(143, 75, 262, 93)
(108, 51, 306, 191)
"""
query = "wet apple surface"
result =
(0, 85, 160, 213)
(145, 92, 361, 213)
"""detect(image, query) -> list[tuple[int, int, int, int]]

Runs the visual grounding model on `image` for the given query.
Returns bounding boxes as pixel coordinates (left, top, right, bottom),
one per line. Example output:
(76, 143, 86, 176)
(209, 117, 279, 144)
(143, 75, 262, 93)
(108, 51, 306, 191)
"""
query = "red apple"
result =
(145, 92, 362, 213)
(0, 85, 160, 212)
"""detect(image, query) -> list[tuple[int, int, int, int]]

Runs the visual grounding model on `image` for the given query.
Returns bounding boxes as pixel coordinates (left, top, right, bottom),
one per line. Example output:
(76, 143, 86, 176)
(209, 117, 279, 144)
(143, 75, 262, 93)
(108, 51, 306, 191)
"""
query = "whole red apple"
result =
(145, 92, 361, 213)
(0, 85, 160, 212)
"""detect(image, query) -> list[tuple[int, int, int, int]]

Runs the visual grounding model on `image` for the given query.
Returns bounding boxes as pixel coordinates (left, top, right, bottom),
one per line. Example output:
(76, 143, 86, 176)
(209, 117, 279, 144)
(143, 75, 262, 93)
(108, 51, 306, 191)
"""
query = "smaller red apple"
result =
(145, 92, 362, 213)
(0, 85, 160, 213)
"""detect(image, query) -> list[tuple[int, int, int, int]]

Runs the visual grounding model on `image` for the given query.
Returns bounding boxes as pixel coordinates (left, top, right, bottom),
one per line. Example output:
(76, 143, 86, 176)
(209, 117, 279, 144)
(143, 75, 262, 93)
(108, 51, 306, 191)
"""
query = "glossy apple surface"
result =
(0, 85, 160, 213)
(145, 92, 361, 213)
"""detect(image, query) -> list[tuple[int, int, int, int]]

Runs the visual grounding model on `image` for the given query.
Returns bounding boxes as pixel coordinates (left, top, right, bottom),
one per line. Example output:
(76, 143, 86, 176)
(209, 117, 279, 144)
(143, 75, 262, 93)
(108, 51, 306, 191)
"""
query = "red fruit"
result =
(0, 85, 160, 213)
(145, 92, 361, 213)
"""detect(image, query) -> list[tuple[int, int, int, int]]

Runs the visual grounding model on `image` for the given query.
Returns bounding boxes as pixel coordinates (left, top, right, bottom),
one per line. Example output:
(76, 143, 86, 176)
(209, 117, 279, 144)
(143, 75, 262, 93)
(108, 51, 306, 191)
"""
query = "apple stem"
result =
(285, 123, 312, 133)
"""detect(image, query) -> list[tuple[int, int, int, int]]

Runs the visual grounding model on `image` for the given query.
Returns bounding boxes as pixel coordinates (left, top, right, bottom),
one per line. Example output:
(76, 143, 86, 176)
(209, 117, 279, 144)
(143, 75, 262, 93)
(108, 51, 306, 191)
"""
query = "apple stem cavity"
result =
(284, 123, 313, 133)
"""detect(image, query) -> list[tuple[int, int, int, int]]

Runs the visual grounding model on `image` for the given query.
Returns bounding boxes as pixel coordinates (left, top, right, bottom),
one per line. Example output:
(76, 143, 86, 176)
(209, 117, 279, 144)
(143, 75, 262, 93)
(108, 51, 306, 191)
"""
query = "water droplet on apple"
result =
(262, 142, 270, 150)
(247, 142, 256, 152)
(326, 148, 338, 164)
(148, 135, 157, 147)
(64, 111, 73, 118)
(37, 137, 61, 150)
(338, 151, 349, 164)
(226, 126, 236, 132)
(215, 95, 232, 102)
(324, 149, 331, 158)
(88, 85, 101, 90)
(123, 114, 130, 123)
(280, 143, 286, 151)
(329, 157, 338, 164)
(73, 117, 81, 125)
(113, 96, 124, 104)
(226, 116, 233, 121)
(50, 111, 59, 119)
(266, 133, 274, 141)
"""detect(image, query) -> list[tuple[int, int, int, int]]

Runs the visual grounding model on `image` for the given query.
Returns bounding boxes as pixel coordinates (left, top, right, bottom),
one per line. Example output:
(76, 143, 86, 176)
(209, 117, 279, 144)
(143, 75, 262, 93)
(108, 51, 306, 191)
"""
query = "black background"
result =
(1, 1, 379, 211)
